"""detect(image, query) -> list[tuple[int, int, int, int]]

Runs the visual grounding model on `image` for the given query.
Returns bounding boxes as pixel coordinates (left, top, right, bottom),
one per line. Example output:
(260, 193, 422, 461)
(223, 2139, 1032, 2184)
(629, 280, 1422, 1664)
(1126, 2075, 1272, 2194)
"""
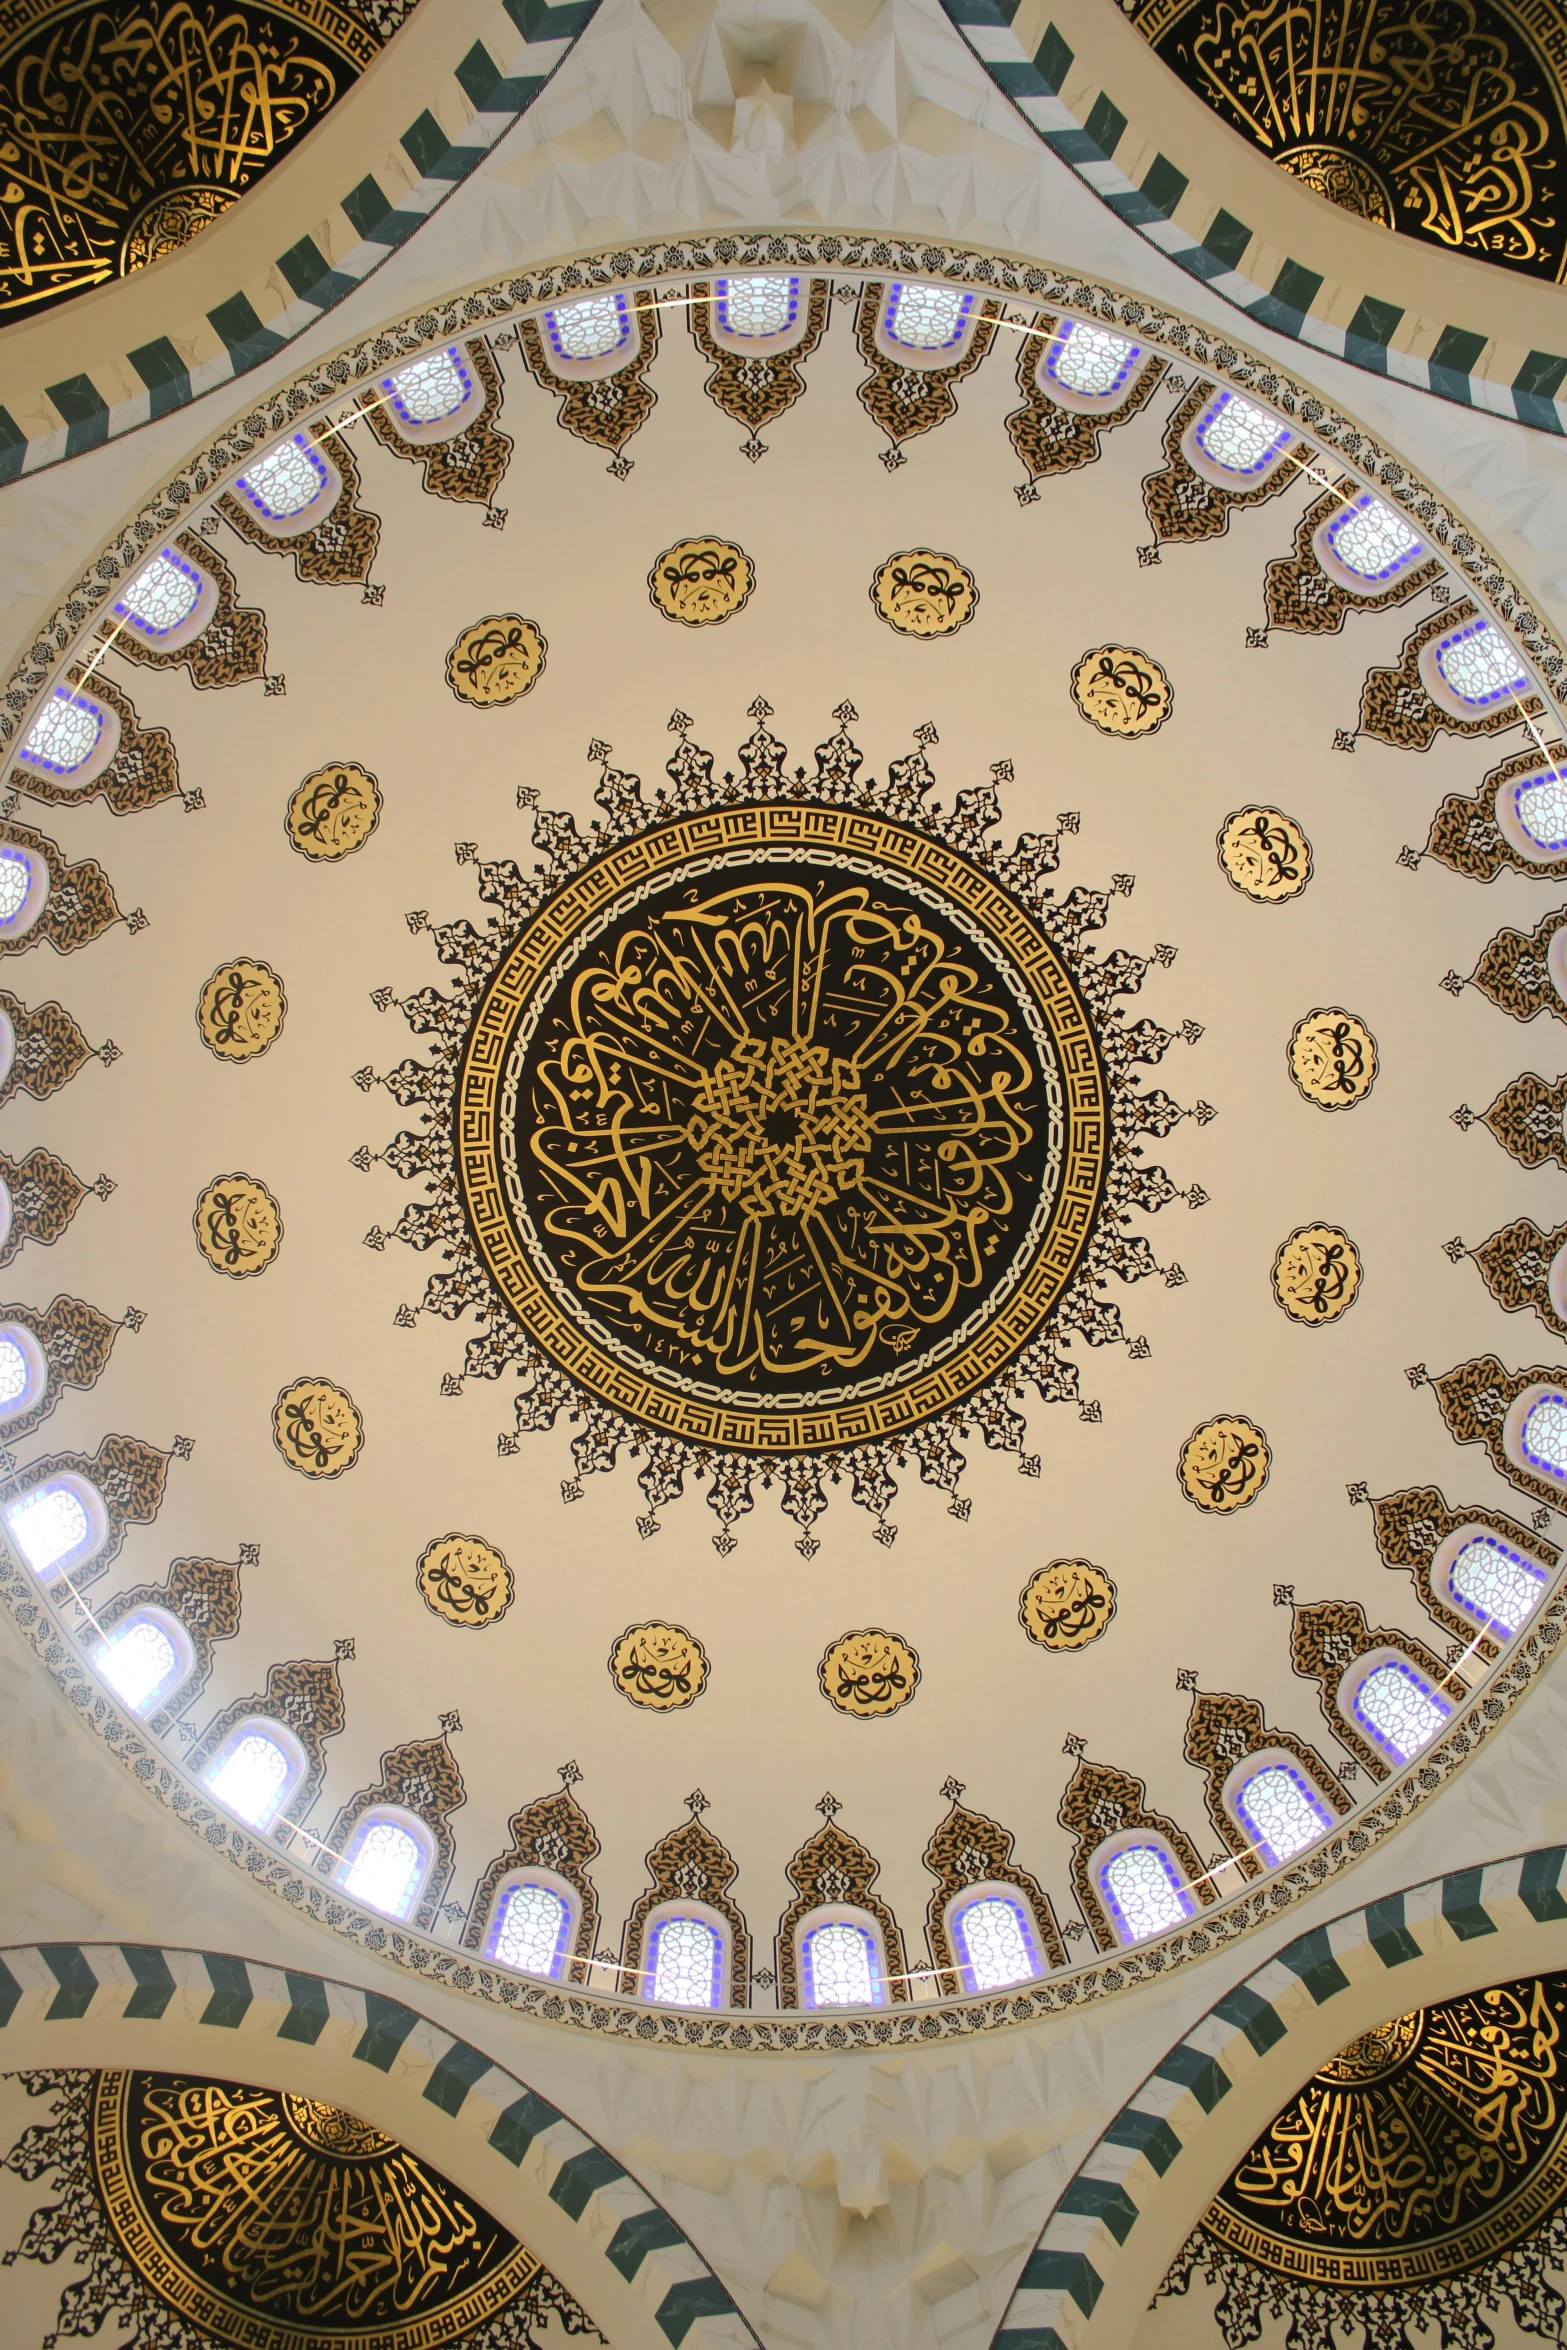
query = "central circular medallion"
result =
(458, 806, 1107, 1450)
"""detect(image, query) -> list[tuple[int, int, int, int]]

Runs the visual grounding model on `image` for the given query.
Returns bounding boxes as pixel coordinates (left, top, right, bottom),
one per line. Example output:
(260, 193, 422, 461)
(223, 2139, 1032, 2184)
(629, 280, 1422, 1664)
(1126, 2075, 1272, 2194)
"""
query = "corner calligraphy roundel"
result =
(610, 1620, 710, 1709)
(1218, 806, 1312, 901)
(196, 958, 286, 1061)
(870, 549, 978, 637)
(1179, 1414, 1271, 1513)
(1070, 645, 1172, 738)
(456, 805, 1106, 1454)
(1272, 1224, 1363, 1326)
(819, 1627, 920, 1718)
(445, 614, 546, 707)
(287, 761, 382, 860)
(416, 1533, 513, 1628)
(1019, 1558, 1117, 1650)
(272, 1376, 363, 1479)
(649, 536, 755, 625)
(193, 1173, 282, 1278)
(1288, 1008, 1378, 1108)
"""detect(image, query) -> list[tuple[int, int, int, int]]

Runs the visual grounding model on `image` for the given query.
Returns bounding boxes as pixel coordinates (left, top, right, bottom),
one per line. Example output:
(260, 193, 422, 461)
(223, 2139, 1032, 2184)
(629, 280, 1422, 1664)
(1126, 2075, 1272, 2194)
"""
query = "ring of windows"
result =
(1036, 318, 1147, 413)
(795, 1907, 890, 2009)
(2, 1473, 107, 1581)
(15, 686, 121, 786)
(1093, 1833, 1199, 1947)
(378, 347, 486, 443)
(945, 1885, 1045, 1993)
(1183, 389, 1293, 488)
(874, 281, 979, 370)
(1420, 617, 1530, 718)
(232, 433, 343, 538)
(202, 1717, 309, 1829)
(113, 549, 219, 651)
(1340, 1651, 1451, 1766)
(0, 844, 50, 940)
(91, 1607, 193, 1714)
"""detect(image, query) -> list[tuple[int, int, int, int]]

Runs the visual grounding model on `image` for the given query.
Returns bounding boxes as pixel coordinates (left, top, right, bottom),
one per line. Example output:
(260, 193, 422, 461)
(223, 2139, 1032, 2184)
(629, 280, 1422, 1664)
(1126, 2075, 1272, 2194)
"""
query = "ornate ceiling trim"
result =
(938, 0, 1567, 434)
(990, 1846, 1567, 2350)
(0, 0, 601, 487)
(0, 1941, 758, 2350)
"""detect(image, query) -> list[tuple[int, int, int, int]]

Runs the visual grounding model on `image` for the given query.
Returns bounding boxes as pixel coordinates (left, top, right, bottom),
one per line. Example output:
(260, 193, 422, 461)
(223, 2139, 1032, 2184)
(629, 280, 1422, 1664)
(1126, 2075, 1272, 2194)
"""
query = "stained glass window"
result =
(1434, 620, 1528, 709)
(488, 1881, 571, 1976)
(339, 1818, 427, 1919)
(1351, 1659, 1450, 1763)
(94, 1613, 186, 1712)
(951, 1894, 1042, 1991)
(1099, 1844, 1196, 1944)
(1520, 1394, 1567, 1481)
(4, 1480, 91, 1575)
(0, 1333, 34, 1410)
(384, 348, 474, 426)
(0, 851, 32, 924)
(1447, 1533, 1547, 1635)
(235, 435, 329, 521)
(20, 690, 103, 777)
(545, 294, 630, 363)
(1233, 1764, 1334, 1867)
(1044, 320, 1141, 400)
(1193, 390, 1291, 477)
(115, 550, 203, 636)
(1511, 769, 1567, 854)
(205, 1730, 293, 1828)
(1324, 492, 1425, 582)
(647, 1914, 722, 2007)
(801, 1920, 883, 2008)
(716, 276, 798, 338)
(883, 282, 973, 351)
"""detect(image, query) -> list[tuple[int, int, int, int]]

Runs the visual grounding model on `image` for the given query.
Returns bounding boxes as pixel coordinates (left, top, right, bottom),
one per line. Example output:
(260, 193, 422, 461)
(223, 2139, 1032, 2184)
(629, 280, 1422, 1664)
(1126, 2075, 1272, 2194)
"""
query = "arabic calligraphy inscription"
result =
(286, 761, 381, 860)
(196, 958, 286, 1060)
(870, 550, 978, 637)
(192, 1173, 281, 1278)
(819, 1627, 921, 1718)
(1289, 1006, 1379, 1107)
(416, 1533, 513, 1628)
(1070, 644, 1174, 737)
(1273, 1223, 1363, 1325)
(609, 1620, 710, 1709)
(1180, 1414, 1271, 1512)
(445, 614, 546, 707)
(1218, 805, 1313, 901)
(271, 1376, 363, 1479)
(648, 536, 755, 624)
(1020, 1558, 1118, 1650)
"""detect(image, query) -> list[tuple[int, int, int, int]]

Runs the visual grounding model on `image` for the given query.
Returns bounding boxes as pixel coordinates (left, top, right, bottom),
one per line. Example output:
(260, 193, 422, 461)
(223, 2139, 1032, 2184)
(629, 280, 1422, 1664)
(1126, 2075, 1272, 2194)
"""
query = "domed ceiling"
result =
(2, 243, 1565, 2039)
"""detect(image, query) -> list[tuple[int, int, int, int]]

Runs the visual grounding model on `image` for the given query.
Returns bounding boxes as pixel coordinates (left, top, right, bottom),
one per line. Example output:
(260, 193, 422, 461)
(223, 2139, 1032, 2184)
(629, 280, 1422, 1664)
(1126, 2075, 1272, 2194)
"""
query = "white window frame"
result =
(1503, 1382, 1567, 1491)
(536, 293, 639, 382)
(112, 548, 219, 652)
(333, 1804, 435, 1920)
(0, 1320, 47, 1420)
(232, 432, 344, 539)
(640, 1900, 730, 2009)
(705, 276, 811, 357)
(873, 281, 981, 372)
(1182, 388, 1293, 490)
(91, 1605, 194, 1714)
(202, 1716, 308, 1828)
(1338, 1649, 1452, 1766)
(1222, 1750, 1336, 1868)
(795, 1905, 891, 2010)
(1495, 763, 1567, 865)
(377, 346, 488, 444)
(1431, 1521, 1550, 1639)
(4, 1471, 107, 1581)
(1311, 491, 1428, 595)
(14, 685, 121, 787)
(1092, 1831, 1199, 1947)
(0, 842, 50, 939)
(944, 1881, 1047, 1993)
(483, 1868, 580, 1978)
(1034, 317, 1151, 415)
(1418, 617, 1530, 721)
(0, 1006, 13, 1091)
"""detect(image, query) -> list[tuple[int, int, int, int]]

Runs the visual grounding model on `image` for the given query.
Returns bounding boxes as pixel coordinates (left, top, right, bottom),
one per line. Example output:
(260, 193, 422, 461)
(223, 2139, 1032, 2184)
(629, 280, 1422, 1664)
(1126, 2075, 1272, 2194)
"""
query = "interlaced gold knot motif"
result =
(688, 1039, 873, 1219)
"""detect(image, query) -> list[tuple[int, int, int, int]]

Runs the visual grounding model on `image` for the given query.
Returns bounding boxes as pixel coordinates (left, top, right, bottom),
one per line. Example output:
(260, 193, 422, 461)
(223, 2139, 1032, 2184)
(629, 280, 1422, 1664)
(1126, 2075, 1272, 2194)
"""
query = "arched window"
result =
(877, 281, 976, 364)
(1097, 1839, 1197, 1946)
(0, 1006, 14, 1091)
(91, 1608, 193, 1714)
(485, 1876, 576, 1977)
(16, 686, 119, 784)
(232, 433, 341, 536)
(1343, 1655, 1451, 1765)
(1505, 1386, 1567, 1488)
(710, 275, 803, 351)
(798, 1912, 888, 2009)
(0, 1173, 12, 1256)
(1184, 389, 1292, 486)
(113, 549, 217, 649)
(379, 347, 485, 442)
(1496, 765, 1567, 864)
(0, 1321, 47, 1420)
(1227, 1759, 1335, 1868)
(3, 1474, 106, 1580)
(948, 1889, 1044, 1993)
(645, 1908, 725, 2008)
(203, 1720, 306, 1829)
(1434, 1527, 1548, 1639)
(1038, 319, 1144, 411)
(334, 1809, 432, 1920)
(0, 843, 50, 939)
(1422, 618, 1529, 716)
(542, 294, 632, 373)
(1314, 491, 1426, 591)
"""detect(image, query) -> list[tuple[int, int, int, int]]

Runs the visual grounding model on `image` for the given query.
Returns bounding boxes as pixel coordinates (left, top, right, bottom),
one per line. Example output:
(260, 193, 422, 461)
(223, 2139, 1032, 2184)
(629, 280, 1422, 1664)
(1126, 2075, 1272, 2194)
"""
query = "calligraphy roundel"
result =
(457, 806, 1107, 1451)
(1020, 1558, 1117, 1650)
(91, 2070, 540, 2349)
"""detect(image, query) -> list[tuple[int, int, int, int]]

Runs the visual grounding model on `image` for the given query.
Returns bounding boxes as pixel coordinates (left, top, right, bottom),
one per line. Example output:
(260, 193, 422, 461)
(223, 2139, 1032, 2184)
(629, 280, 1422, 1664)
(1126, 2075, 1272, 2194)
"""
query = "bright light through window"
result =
(803, 1921, 879, 2008)
(1435, 621, 1528, 708)
(385, 348, 473, 424)
(1234, 1765, 1332, 1866)
(206, 1732, 291, 1827)
(1046, 320, 1140, 398)
(5, 1483, 88, 1575)
(716, 276, 797, 337)
(236, 437, 327, 519)
(341, 1820, 425, 1919)
(1352, 1662, 1450, 1764)
(884, 282, 971, 350)
(490, 1882, 569, 1974)
(1100, 1845, 1193, 1944)
(0, 853, 31, 923)
(1326, 493, 1424, 581)
(1449, 1534, 1547, 1635)
(117, 552, 201, 634)
(95, 1617, 180, 1713)
(649, 1915, 720, 2006)
(546, 295, 628, 362)
(954, 1895, 1040, 1990)
(21, 691, 102, 776)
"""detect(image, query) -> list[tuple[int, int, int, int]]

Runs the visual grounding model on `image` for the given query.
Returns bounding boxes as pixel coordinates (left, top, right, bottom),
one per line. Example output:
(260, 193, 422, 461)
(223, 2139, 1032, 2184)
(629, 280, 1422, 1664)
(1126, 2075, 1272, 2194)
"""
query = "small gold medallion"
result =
(1273, 1224, 1363, 1326)
(1179, 1415, 1271, 1513)
(416, 1533, 513, 1628)
(1070, 644, 1173, 737)
(870, 549, 978, 638)
(609, 1620, 710, 1709)
(1288, 1007, 1379, 1108)
(193, 1173, 282, 1278)
(1019, 1558, 1118, 1651)
(272, 1376, 363, 1479)
(1218, 806, 1313, 901)
(445, 613, 547, 707)
(287, 762, 382, 861)
(648, 536, 755, 625)
(196, 957, 286, 1061)
(818, 1627, 921, 1718)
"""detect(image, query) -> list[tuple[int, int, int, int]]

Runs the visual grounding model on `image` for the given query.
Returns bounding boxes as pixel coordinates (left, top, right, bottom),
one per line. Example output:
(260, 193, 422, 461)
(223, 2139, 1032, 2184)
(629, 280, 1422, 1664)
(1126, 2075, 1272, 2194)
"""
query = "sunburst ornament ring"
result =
(366, 703, 1200, 1546)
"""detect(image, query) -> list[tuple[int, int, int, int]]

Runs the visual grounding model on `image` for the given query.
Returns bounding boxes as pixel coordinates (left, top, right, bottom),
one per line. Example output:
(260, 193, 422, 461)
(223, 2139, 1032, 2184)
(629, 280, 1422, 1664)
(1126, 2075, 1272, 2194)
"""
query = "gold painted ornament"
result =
(192, 1174, 282, 1278)
(609, 1620, 710, 1709)
(1019, 1558, 1118, 1650)
(416, 1533, 513, 1629)
(648, 535, 755, 625)
(870, 549, 978, 638)
(1273, 1224, 1363, 1326)
(286, 761, 382, 860)
(818, 1627, 921, 1718)
(1070, 644, 1173, 737)
(445, 613, 547, 707)
(1288, 1007, 1379, 1108)
(272, 1376, 363, 1479)
(1179, 1414, 1271, 1513)
(1217, 806, 1313, 902)
(196, 958, 286, 1061)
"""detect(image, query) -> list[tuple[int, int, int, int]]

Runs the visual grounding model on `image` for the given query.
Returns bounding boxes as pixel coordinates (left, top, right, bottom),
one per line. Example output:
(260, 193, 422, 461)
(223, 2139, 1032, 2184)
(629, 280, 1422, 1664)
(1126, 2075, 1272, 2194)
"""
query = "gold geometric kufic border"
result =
(457, 801, 1108, 1452)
